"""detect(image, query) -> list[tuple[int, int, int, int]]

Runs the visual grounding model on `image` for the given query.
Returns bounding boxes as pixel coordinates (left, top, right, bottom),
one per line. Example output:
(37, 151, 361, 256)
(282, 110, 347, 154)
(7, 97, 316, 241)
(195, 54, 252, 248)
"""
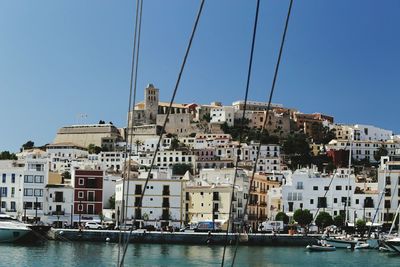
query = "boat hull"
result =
(325, 238, 358, 248)
(382, 239, 400, 253)
(306, 245, 336, 252)
(0, 228, 31, 243)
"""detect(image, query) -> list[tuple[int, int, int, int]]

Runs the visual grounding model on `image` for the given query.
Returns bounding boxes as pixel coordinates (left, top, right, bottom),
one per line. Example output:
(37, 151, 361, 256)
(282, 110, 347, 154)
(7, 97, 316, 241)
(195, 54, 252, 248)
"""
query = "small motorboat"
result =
(306, 244, 336, 252)
(347, 241, 370, 250)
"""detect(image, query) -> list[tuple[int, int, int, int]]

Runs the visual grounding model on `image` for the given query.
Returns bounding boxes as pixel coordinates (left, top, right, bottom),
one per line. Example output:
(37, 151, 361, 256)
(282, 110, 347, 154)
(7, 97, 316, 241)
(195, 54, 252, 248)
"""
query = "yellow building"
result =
(247, 173, 280, 230)
(185, 185, 241, 229)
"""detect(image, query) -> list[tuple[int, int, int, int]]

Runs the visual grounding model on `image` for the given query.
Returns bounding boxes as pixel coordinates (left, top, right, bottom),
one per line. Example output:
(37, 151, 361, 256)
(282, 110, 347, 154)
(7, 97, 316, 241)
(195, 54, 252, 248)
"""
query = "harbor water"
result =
(0, 241, 399, 267)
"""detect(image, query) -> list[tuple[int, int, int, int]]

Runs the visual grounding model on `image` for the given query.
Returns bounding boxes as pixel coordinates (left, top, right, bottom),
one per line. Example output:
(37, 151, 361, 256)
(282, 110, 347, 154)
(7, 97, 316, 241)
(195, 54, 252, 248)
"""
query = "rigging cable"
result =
(117, 0, 142, 265)
(118, 1, 205, 266)
(220, 0, 260, 266)
(230, 0, 294, 266)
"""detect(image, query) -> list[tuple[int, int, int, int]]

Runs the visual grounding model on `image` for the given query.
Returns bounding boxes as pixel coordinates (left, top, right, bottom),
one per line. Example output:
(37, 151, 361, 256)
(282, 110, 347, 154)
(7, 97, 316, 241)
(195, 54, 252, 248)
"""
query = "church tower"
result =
(144, 83, 159, 124)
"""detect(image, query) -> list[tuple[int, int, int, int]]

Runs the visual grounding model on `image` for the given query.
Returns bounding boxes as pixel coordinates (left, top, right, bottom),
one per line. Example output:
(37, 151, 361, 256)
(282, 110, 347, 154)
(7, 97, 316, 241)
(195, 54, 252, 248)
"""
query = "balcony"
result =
(248, 214, 257, 220)
(53, 197, 65, 203)
(51, 211, 65, 216)
(259, 201, 267, 207)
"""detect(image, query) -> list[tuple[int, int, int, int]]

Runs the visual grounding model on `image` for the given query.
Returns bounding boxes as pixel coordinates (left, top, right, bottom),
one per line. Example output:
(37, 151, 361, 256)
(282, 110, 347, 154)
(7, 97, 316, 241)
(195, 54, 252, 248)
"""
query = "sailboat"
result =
(381, 202, 400, 253)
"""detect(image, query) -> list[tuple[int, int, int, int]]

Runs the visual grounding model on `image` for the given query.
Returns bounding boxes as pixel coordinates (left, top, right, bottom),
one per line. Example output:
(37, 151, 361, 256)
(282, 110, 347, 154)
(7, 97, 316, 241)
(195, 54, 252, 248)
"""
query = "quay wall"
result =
(51, 229, 319, 246)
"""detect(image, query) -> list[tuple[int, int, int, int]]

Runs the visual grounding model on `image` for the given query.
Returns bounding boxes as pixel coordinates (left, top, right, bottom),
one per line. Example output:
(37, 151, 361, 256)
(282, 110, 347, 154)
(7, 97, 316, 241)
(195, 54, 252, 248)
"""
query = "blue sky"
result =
(1, 0, 399, 152)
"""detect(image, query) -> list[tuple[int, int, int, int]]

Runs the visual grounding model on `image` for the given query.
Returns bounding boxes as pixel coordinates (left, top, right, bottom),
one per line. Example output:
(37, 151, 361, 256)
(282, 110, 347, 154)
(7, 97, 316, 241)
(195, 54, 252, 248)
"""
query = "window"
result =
(296, 182, 303, 190)
(34, 175, 44, 183)
(310, 199, 314, 205)
(336, 186, 342, 190)
(24, 202, 33, 209)
(78, 204, 83, 211)
(334, 198, 337, 203)
(87, 191, 95, 201)
(34, 189, 43, 197)
(2, 174, 6, 183)
(317, 197, 327, 208)
(288, 202, 294, 212)
(78, 191, 84, 199)
(324, 186, 329, 191)
(10, 201, 16, 211)
(0, 187, 7, 197)
(87, 178, 96, 188)
(11, 174, 15, 183)
(386, 176, 391, 185)
(24, 175, 34, 183)
(11, 187, 15, 196)
(385, 200, 391, 209)
(355, 199, 359, 204)
(24, 188, 33, 196)
(386, 189, 391, 197)
(313, 186, 318, 191)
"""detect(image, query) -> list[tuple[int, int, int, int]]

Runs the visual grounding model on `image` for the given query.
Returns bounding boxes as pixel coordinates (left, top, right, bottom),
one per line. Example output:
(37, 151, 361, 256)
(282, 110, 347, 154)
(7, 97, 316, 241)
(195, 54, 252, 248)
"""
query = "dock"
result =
(50, 229, 320, 246)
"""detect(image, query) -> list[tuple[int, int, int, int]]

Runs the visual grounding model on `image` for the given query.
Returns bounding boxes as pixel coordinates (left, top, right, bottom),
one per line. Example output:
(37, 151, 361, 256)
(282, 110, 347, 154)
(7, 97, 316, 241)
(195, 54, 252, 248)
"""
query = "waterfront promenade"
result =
(51, 229, 320, 246)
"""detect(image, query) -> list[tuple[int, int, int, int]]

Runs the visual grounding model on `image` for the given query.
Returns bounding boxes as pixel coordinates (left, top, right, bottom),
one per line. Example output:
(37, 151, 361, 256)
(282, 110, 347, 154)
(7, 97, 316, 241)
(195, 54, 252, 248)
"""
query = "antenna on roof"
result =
(76, 113, 88, 125)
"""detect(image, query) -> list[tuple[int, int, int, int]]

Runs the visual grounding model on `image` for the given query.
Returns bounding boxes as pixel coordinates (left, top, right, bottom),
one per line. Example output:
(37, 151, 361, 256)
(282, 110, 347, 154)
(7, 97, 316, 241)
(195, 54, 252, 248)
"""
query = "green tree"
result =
(108, 194, 115, 209)
(61, 171, 71, 182)
(170, 137, 180, 150)
(282, 133, 312, 169)
(22, 140, 34, 150)
(98, 212, 105, 225)
(333, 214, 345, 228)
(172, 163, 193, 175)
(293, 209, 313, 228)
(356, 219, 366, 236)
(202, 113, 211, 123)
(275, 212, 289, 224)
(0, 151, 17, 160)
(374, 146, 388, 162)
(88, 144, 102, 154)
(315, 211, 333, 229)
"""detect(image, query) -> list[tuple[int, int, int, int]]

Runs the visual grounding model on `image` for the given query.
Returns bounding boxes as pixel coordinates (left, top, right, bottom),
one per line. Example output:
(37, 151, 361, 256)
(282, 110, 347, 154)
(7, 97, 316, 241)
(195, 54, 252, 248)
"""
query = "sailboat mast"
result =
(345, 132, 353, 224)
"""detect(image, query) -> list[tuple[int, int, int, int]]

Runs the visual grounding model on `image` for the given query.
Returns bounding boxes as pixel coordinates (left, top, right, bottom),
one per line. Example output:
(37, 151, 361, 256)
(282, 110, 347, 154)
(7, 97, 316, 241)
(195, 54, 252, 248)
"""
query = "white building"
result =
(46, 143, 88, 173)
(333, 124, 393, 141)
(0, 160, 24, 217)
(378, 156, 400, 224)
(137, 150, 196, 170)
(44, 184, 74, 226)
(115, 167, 186, 228)
(327, 139, 400, 163)
(282, 168, 379, 224)
(210, 106, 235, 126)
(194, 134, 231, 150)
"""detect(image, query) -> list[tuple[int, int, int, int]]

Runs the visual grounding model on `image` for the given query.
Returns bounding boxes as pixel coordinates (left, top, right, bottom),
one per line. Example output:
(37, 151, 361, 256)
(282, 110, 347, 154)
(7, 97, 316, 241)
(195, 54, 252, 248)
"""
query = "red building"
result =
(72, 169, 104, 220)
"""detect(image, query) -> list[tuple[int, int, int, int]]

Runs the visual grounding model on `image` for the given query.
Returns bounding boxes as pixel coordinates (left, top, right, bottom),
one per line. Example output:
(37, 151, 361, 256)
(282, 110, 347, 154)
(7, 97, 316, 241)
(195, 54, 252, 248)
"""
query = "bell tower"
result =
(144, 83, 159, 124)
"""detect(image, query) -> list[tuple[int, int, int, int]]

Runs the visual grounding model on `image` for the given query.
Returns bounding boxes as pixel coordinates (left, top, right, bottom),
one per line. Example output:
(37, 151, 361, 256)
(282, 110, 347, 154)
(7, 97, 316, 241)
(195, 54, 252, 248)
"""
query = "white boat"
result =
(0, 214, 32, 242)
(347, 241, 370, 249)
(381, 237, 400, 253)
(306, 244, 336, 252)
(324, 237, 358, 248)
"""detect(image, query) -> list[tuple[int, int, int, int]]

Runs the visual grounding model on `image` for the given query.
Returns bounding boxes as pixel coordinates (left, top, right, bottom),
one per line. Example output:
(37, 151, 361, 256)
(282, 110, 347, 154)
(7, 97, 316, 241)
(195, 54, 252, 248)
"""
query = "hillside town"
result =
(1, 84, 399, 233)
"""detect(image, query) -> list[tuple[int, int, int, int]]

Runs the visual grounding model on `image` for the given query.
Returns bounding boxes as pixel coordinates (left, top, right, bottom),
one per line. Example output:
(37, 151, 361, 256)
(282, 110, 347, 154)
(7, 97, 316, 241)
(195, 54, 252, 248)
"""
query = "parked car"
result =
(85, 221, 103, 230)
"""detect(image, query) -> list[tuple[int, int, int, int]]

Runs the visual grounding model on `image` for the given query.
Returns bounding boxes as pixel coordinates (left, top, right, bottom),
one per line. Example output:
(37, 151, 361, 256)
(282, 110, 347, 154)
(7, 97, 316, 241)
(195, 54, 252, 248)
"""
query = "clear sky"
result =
(1, 0, 399, 152)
